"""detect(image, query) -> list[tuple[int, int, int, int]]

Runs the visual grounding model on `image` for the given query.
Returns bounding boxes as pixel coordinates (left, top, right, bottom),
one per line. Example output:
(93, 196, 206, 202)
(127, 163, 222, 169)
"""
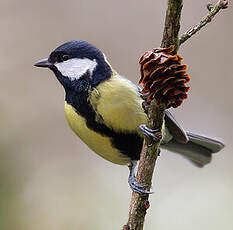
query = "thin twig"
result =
(124, 0, 228, 229)
(124, 1, 183, 229)
(126, 102, 166, 230)
(179, 0, 228, 46)
(161, 0, 183, 52)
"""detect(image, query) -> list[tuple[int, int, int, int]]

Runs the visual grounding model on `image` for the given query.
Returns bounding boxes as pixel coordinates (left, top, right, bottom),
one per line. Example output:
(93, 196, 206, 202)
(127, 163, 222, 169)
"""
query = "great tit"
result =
(35, 40, 224, 194)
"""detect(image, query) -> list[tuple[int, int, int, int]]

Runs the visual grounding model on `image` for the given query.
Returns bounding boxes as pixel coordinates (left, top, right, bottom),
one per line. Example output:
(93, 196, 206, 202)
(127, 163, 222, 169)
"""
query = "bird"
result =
(34, 40, 224, 194)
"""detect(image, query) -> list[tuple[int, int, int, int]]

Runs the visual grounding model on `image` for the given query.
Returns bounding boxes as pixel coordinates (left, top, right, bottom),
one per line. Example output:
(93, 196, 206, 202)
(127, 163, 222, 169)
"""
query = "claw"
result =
(128, 161, 153, 195)
(137, 86, 148, 100)
(139, 124, 162, 141)
(130, 182, 153, 194)
(128, 174, 147, 188)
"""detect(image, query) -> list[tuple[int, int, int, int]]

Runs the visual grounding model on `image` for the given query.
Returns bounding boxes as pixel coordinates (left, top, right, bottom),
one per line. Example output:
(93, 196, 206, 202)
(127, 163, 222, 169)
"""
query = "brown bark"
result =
(125, 1, 183, 229)
(124, 0, 228, 230)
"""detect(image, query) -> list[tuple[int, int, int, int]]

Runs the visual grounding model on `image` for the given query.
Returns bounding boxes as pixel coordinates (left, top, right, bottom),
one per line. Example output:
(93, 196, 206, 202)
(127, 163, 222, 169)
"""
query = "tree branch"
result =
(124, 1, 183, 230)
(161, 0, 183, 52)
(179, 0, 228, 46)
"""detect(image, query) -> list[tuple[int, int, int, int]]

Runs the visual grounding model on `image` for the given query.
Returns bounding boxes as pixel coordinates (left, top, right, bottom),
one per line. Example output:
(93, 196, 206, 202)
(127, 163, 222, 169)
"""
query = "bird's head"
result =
(34, 40, 112, 91)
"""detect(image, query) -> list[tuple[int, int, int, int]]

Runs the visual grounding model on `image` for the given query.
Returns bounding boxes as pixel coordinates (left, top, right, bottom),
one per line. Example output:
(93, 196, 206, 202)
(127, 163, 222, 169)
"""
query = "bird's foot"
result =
(128, 161, 153, 195)
(128, 174, 152, 194)
(139, 124, 162, 145)
(137, 86, 148, 100)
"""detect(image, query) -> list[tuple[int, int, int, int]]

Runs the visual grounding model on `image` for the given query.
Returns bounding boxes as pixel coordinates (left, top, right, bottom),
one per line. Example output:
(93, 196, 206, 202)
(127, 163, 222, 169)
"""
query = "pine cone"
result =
(139, 45, 190, 108)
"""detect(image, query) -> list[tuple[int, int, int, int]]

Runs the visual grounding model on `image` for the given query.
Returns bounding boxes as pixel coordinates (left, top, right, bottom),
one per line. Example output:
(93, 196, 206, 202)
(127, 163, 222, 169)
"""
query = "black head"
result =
(35, 40, 112, 90)
(49, 40, 105, 63)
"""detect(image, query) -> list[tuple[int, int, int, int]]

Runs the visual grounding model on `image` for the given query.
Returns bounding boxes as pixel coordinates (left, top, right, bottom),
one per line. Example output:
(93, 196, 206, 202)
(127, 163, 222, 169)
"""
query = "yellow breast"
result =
(65, 102, 131, 165)
(89, 75, 148, 133)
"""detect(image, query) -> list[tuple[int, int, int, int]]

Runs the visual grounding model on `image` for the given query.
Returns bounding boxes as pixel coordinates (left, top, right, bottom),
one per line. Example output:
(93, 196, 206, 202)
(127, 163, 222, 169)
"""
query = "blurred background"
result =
(0, 0, 232, 229)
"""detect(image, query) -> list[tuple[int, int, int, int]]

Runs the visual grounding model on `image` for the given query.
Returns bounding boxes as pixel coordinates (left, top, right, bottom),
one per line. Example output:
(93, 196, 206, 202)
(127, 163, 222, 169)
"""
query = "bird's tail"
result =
(162, 132, 225, 167)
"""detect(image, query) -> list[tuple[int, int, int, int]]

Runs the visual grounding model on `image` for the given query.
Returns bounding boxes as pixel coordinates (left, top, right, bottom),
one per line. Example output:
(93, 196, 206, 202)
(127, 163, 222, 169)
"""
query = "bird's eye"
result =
(61, 54, 69, 61)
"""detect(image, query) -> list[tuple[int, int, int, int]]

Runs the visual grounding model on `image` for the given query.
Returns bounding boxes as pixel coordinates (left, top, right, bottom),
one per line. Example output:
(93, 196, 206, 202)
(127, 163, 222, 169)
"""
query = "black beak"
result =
(34, 58, 52, 68)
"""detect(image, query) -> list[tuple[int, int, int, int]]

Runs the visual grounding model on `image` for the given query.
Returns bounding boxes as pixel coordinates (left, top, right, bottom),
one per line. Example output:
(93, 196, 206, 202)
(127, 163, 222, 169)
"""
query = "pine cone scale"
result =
(139, 45, 190, 108)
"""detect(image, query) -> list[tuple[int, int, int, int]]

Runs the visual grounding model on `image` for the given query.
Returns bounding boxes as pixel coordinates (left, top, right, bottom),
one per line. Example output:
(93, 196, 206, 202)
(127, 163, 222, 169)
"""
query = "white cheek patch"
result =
(55, 58, 98, 81)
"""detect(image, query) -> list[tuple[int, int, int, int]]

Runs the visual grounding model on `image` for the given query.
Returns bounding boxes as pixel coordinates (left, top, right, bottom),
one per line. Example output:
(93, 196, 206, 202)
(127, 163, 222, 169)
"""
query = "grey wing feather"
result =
(162, 132, 225, 167)
(164, 110, 189, 144)
(161, 139, 212, 167)
(186, 132, 225, 153)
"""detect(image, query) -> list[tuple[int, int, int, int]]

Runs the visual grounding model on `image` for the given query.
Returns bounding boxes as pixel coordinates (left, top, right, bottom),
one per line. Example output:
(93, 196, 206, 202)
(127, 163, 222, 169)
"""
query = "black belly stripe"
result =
(65, 79, 143, 161)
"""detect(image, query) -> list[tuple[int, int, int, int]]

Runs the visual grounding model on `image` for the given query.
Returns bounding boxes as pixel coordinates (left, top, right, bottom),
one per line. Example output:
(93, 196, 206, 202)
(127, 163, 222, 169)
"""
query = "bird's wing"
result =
(164, 110, 189, 144)
(89, 75, 148, 133)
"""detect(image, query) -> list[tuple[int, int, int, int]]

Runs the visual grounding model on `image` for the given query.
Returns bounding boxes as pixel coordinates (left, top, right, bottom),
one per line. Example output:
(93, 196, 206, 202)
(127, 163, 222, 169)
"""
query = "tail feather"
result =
(162, 132, 224, 167)
(186, 132, 224, 153)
